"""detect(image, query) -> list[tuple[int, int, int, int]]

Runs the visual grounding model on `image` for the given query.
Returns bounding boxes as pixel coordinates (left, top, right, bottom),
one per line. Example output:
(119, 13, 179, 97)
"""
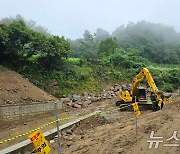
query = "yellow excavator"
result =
(116, 68, 165, 111)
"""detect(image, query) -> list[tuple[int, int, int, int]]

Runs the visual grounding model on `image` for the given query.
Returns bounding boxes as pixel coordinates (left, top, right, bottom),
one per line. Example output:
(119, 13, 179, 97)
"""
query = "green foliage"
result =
(102, 49, 147, 69)
(0, 14, 51, 37)
(1, 16, 179, 96)
(112, 21, 180, 64)
(80, 30, 98, 61)
(0, 19, 70, 70)
(98, 38, 117, 56)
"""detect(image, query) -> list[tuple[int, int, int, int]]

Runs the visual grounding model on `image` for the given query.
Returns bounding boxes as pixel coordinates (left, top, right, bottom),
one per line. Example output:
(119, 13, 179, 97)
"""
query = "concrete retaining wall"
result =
(0, 102, 62, 127)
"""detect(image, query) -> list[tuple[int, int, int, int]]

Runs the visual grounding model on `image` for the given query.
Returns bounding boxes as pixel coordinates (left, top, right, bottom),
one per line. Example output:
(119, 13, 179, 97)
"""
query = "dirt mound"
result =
(0, 65, 58, 105)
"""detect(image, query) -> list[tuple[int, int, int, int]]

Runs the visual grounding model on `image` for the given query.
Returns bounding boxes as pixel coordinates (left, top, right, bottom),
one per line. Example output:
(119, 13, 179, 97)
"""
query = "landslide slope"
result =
(0, 65, 58, 105)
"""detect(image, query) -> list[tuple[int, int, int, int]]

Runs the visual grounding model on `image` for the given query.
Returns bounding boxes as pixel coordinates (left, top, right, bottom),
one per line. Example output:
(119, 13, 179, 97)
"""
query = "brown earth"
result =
(0, 65, 179, 154)
(0, 65, 58, 105)
(50, 96, 180, 154)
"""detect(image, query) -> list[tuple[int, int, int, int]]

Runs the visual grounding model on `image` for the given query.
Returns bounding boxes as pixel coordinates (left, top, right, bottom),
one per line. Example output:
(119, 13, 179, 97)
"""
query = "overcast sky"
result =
(0, 0, 180, 39)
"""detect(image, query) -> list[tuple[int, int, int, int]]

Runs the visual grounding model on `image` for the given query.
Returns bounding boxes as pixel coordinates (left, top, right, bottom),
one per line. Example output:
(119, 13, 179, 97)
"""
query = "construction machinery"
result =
(116, 68, 165, 111)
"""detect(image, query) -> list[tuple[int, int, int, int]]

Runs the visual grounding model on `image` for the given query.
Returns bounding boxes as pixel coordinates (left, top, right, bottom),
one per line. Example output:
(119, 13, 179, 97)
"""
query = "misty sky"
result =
(0, 0, 180, 39)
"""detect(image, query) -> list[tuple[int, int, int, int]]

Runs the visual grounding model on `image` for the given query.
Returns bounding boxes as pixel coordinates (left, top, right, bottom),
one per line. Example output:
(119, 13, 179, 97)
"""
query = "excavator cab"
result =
(136, 88, 147, 102)
(119, 86, 147, 103)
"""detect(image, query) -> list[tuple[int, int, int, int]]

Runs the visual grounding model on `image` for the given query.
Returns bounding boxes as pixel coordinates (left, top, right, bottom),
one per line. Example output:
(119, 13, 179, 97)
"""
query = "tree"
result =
(94, 28, 110, 41)
(0, 20, 32, 61)
(0, 24, 9, 58)
(80, 30, 98, 61)
(98, 38, 117, 56)
(83, 30, 92, 41)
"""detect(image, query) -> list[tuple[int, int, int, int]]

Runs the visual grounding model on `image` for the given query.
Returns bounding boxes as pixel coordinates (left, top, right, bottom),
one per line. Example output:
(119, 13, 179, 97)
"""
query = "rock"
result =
(103, 93, 107, 97)
(100, 116, 110, 125)
(110, 87, 114, 91)
(66, 141, 72, 147)
(82, 92, 88, 97)
(114, 86, 120, 92)
(66, 129, 73, 135)
(90, 97, 98, 102)
(51, 82, 58, 86)
(50, 140, 55, 144)
(82, 100, 92, 108)
(80, 135, 85, 139)
(67, 94, 72, 99)
(63, 135, 69, 140)
(67, 101, 73, 107)
(97, 97, 102, 101)
(61, 97, 70, 103)
(23, 84, 28, 87)
(81, 96, 89, 101)
(72, 94, 81, 100)
(24, 96, 32, 102)
(62, 94, 66, 98)
(115, 91, 119, 96)
(107, 95, 112, 99)
(68, 137, 74, 141)
(6, 100, 14, 104)
(77, 101, 83, 105)
(73, 104, 81, 108)
(163, 92, 172, 98)
(117, 148, 123, 153)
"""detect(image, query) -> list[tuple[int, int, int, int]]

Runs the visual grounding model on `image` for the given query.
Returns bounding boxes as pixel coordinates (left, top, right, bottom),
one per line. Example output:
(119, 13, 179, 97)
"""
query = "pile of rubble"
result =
(61, 84, 121, 108)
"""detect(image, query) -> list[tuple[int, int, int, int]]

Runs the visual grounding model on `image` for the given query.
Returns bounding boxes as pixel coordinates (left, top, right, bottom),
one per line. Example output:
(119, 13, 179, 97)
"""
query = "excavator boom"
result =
(131, 68, 162, 107)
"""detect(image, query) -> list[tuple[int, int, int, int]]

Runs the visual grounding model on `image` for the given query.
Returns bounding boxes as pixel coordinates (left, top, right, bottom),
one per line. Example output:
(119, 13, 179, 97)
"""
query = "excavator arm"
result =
(131, 68, 163, 108)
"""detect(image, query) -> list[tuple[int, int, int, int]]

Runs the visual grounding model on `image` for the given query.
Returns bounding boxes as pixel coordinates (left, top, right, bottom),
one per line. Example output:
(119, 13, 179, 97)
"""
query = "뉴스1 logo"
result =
(147, 130, 180, 148)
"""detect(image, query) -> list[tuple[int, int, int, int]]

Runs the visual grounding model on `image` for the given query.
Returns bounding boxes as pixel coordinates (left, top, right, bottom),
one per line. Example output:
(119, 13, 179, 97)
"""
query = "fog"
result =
(0, 0, 180, 39)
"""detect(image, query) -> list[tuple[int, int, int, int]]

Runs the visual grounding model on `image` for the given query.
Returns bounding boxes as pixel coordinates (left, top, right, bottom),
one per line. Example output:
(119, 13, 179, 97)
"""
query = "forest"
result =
(0, 15, 179, 96)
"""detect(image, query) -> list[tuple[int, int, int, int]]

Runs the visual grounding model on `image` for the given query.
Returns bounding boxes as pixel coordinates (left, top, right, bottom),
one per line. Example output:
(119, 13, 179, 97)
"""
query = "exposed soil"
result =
(50, 97, 180, 154)
(0, 65, 58, 105)
(0, 65, 179, 154)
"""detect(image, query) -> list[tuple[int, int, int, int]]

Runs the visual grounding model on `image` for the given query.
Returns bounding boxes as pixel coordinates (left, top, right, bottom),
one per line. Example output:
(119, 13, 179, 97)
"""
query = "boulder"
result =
(73, 104, 81, 108)
(77, 101, 83, 105)
(100, 116, 110, 125)
(107, 94, 112, 99)
(97, 97, 102, 101)
(82, 100, 92, 108)
(90, 96, 98, 102)
(114, 85, 121, 92)
(72, 94, 81, 99)
(50, 140, 55, 144)
(82, 92, 89, 97)
(72, 94, 81, 102)
(61, 97, 70, 103)
(110, 87, 114, 91)
(67, 101, 73, 107)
